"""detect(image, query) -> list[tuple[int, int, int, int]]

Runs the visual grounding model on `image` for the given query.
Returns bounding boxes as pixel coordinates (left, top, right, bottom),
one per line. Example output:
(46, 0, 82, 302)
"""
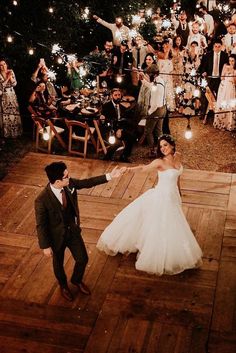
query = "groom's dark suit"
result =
(35, 174, 108, 286)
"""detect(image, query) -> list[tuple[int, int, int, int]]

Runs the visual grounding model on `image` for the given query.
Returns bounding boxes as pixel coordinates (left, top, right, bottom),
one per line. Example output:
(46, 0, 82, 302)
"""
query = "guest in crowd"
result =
(187, 21, 207, 52)
(137, 54, 157, 118)
(28, 82, 57, 118)
(140, 68, 168, 157)
(213, 54, 236, 131)
(0, 59, 22, 138)
(200, 38, 229, 97)
(112, 40, 133, 90)
(66, 59, 84, 92)
(31, 58, 48, 83)
(171, 36, 185, 88)
(100, 88, 135, 162)
(157, 39, 176, 112)
(199, 38, 229, 122)
(222, 23, 236, 54)
(172, 10, 190, 47)
(93, 15, 130, 47)
(198, 4, 215, 41)
(99, 40, 114, 88)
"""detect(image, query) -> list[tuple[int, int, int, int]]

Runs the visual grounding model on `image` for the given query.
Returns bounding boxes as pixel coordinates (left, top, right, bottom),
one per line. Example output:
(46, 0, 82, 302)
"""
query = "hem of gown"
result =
(97, 241, 203, 276)
(135, 258, 203, 276)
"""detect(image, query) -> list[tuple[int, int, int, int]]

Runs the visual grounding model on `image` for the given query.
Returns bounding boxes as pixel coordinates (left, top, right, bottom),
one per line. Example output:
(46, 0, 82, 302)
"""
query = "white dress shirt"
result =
(50, 184, 64, 205)
(142, 77, 166, 114)
(223, 33, 236, 53)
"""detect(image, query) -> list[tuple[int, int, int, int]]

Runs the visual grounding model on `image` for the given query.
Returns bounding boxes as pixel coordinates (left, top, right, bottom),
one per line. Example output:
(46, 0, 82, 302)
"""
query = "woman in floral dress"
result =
(213, 55, 236, 131)
(0, 59, 22, 138)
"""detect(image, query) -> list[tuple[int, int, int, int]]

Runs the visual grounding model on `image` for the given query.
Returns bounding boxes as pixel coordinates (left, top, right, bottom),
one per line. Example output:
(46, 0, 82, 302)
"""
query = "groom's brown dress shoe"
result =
(60, 286, 74, 301)
(71, 281, 91, 295)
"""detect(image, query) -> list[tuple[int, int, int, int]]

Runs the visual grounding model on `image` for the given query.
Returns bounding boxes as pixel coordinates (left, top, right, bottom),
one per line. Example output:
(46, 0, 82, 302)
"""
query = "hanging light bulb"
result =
(116, 75, 123, 83)
(48, 7, 54, 13)
(7, 35, 13, 43)
(28, 48, 34, 55)
(108, 130, 116, 144)
(42, 127, 50, 141)
(13, 0, 18, 6)
(184, 118, 192, 140)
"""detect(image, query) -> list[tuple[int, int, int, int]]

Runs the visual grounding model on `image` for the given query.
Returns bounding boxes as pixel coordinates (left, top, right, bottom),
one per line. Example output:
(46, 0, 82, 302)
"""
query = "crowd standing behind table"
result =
(22, 3, 236, 158)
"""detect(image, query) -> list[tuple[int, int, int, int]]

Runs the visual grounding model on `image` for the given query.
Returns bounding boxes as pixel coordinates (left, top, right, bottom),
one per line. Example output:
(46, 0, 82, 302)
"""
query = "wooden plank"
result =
(211, 260, 236, 332)
(181, 179, 231, 194)
(182, 190, 228, 209)
(0, 153, 235, 353)
(182, 169, 232, 183)
(227, 174, 236, 212)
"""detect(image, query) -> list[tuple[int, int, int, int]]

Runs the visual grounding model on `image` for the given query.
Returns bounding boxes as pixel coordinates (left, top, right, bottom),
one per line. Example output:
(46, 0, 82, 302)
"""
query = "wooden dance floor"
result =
(0, 152, 235, 353)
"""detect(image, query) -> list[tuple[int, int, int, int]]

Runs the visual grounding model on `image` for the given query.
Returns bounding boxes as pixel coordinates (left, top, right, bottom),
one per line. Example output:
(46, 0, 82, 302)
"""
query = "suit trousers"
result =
(52, 227, 88, 286)
(145, 106, 167, 147)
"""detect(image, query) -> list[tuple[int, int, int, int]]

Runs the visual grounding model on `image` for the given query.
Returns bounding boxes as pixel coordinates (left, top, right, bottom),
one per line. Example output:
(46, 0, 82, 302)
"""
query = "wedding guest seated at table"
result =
(100, 88, 136, 163)
(28, 82, 57, 118)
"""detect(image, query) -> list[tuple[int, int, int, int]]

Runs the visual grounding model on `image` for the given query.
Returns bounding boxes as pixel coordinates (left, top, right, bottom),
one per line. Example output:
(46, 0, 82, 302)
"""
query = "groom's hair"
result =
(45, 161, 67, 184)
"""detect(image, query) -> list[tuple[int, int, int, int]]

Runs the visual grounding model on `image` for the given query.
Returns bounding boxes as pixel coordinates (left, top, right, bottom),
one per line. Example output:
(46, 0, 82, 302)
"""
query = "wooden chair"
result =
(31, 115, 66, 154)
(203, 87, 216, 124)
(65, 119, 97, 158)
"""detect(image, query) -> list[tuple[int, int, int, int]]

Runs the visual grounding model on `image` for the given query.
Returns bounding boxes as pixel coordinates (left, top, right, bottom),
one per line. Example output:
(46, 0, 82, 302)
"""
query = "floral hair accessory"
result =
(158, 134, 176, 142)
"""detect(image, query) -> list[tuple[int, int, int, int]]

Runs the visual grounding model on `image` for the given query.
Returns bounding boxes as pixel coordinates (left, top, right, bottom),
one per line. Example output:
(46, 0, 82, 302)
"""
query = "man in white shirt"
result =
(140, 68, 167, 157)
(93, 15, 130, 47)
(187, 22, 208, 51)
(199, 5, 214, 39)
(223, 23, 236, 54)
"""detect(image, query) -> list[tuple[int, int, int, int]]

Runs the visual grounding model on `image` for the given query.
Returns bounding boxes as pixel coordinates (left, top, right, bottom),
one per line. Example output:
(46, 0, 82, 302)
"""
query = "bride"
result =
(97, 134, 203, 275)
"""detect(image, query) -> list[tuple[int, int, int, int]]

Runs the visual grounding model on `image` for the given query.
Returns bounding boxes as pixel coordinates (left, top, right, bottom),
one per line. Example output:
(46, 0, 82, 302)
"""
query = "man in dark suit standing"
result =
(200, 39, 229, 97)
(35, 161, 125, 301)
(199, 38, 228, 120)
(100, 88, 135, 163)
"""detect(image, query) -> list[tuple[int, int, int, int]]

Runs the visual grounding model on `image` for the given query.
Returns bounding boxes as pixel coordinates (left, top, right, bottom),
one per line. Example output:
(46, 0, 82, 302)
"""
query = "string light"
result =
(42, 127, 50, 141)
(184, 118, 192, 140)
(7, 35, 13, 43)
(116, 75, 123, 83)
(12, 0, 18, 6)
(57, 57, 63, 64)
(48, 7, 54, 14)
(108, 130, 116, 144)
(28, 48, 34, 55)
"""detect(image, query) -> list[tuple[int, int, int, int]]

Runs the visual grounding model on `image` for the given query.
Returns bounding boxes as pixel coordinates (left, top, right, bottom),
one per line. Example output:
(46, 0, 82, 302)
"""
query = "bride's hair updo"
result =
(157, 134, 176, 158)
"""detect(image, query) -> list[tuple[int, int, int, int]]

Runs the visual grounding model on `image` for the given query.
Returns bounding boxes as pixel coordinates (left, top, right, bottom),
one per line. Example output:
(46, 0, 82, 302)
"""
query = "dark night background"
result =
(0, 0, 197, 129)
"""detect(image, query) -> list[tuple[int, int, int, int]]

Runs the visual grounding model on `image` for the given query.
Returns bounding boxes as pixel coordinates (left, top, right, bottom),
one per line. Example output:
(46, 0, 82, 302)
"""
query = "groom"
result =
(35, 161, 125, 301)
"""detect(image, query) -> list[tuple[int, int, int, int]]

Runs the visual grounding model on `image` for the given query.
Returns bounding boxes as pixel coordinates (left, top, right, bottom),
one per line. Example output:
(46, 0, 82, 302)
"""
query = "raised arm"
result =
(127, 159, 162, 173)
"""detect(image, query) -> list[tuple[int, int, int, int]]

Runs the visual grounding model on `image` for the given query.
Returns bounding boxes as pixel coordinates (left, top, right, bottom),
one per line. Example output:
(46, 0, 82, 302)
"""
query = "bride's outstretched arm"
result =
(127, 159, 162, 173)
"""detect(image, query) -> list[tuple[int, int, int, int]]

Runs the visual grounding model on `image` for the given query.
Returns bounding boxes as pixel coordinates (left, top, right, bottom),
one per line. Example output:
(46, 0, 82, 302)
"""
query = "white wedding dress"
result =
(97, 166, 203, 275)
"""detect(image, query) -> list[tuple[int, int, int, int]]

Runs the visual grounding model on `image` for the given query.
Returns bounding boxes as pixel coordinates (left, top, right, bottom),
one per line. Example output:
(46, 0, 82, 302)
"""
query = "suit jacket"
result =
(199, 50, 229, 77)
(101, 100, 130, 131)
(35, 175, 107, 251)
